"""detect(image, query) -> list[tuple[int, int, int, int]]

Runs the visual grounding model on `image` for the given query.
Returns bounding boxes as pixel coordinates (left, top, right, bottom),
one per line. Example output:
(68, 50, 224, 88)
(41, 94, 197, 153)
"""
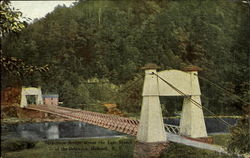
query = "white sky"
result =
(11, 1, 76, 21)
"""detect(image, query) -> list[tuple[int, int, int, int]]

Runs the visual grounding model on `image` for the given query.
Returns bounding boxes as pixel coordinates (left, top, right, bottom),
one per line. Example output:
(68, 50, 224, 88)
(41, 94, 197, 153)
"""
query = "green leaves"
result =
(0, 55, 49, 77)
(227, 115, 250, 154)
(0, 1, 25, 37)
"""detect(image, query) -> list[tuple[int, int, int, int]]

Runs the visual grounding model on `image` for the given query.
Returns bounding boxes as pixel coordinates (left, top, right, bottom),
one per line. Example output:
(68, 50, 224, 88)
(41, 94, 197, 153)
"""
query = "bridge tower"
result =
(179, 66, 207, 138)
(137, 64, 207, 141)
(137, 64, 167, 143)
(20, 87, 43, 108)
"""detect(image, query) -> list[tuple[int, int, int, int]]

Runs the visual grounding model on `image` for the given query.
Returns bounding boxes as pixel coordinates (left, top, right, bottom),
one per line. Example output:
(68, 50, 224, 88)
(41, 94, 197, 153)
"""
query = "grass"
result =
(2, 135, 236, 158)
(2, 137, 134, 158)
(1, 138, 36, 152)
(161, 142, 234, 158)
(1, 117, 33, 124)
(211, 134, 231, 147)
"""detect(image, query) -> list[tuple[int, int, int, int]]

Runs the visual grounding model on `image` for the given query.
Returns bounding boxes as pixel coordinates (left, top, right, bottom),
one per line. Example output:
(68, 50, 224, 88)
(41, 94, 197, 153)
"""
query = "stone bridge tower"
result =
(137, 64, 207, 143)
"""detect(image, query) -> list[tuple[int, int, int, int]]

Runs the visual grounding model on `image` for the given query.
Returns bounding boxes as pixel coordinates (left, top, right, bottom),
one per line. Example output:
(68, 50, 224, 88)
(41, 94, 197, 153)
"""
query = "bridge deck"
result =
(26, 105, 139, 136)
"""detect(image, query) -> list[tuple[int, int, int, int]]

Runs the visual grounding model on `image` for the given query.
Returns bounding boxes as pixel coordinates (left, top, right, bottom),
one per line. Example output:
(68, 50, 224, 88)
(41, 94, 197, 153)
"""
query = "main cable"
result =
(164, 65, 250, 106)
(152, 72, 232, 127)
(194, 74, 250, 106)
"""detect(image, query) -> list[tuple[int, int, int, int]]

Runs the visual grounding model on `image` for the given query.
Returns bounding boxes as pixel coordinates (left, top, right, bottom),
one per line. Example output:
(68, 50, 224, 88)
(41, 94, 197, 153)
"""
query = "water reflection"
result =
(1, 118, 238, 141)
(2, 121, 125, 141)
(47, 124, 59, 139)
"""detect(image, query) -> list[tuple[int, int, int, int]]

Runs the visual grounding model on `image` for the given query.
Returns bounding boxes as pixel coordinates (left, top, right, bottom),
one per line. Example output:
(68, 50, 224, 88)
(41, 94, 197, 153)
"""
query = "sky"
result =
(11, 1, 76, 22)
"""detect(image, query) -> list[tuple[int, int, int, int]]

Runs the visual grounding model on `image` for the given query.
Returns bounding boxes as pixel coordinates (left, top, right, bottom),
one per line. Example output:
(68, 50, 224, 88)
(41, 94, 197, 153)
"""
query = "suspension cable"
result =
(82, 73, 144, 109)
(152, 72, 233, 127)
(108, 74, 144, 102)
(194, 74, 250, 106)
(81, 67, 144, 106)
(165, 65, 250, 106)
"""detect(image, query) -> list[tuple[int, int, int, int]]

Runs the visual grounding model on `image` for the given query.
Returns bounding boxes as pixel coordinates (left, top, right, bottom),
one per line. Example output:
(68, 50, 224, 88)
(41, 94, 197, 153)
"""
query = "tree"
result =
(0, 0, 49, 89)
(228, 115, 250, 155)
(0, 0, 25, 37)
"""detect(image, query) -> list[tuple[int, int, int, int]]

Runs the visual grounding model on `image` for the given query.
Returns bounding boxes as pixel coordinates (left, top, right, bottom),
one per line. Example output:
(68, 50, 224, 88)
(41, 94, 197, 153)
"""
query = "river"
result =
(1, 118, 238, 141)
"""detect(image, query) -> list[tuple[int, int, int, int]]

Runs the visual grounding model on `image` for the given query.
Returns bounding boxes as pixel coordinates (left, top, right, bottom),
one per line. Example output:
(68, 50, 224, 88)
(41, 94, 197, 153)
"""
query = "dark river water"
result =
(1, 118, 238, 141)
(1, 121, 125, 141)
(164, 117, 238, 134)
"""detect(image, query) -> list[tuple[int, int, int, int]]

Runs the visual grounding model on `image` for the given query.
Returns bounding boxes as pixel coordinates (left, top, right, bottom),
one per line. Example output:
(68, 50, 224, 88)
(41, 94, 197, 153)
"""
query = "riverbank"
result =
(1, 105, 74, 125)
(1, 117, 73, 125)
(1, 135, 234, 158)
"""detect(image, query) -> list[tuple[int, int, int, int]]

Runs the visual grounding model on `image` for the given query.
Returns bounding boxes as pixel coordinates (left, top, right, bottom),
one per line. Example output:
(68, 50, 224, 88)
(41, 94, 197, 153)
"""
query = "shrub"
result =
(227, 115, 250, 154)
(1, 138, 36, 152)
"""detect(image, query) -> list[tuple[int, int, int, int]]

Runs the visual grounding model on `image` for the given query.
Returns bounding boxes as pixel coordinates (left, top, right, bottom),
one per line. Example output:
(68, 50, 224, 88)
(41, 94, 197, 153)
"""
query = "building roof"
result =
(182, 65, 202, 72)
(141, 63, 161, 70)
(43, 94, 59, 98)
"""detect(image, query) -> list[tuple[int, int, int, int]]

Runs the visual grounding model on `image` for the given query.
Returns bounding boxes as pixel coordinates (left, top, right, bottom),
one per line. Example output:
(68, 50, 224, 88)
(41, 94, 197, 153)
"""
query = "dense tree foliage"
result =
(227, 114, 250, 154)
(1, 0, 49, 89)
(0, 0, 25, 37)
(2, 0, 249, 116)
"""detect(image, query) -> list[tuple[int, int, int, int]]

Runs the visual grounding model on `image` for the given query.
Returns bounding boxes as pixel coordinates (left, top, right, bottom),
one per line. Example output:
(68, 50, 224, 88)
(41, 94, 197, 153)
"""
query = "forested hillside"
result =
(2, 0, 249, 116)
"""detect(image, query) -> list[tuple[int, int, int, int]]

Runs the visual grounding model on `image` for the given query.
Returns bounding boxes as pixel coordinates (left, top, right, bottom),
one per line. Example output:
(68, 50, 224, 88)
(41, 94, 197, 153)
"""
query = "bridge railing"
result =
(164, 124, 180, 135)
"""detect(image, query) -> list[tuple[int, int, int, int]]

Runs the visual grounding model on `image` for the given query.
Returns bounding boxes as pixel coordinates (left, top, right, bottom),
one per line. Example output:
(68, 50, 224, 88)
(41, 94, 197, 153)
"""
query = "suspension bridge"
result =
(24, 104, 226, 153)
(19, 64, 247, 154)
